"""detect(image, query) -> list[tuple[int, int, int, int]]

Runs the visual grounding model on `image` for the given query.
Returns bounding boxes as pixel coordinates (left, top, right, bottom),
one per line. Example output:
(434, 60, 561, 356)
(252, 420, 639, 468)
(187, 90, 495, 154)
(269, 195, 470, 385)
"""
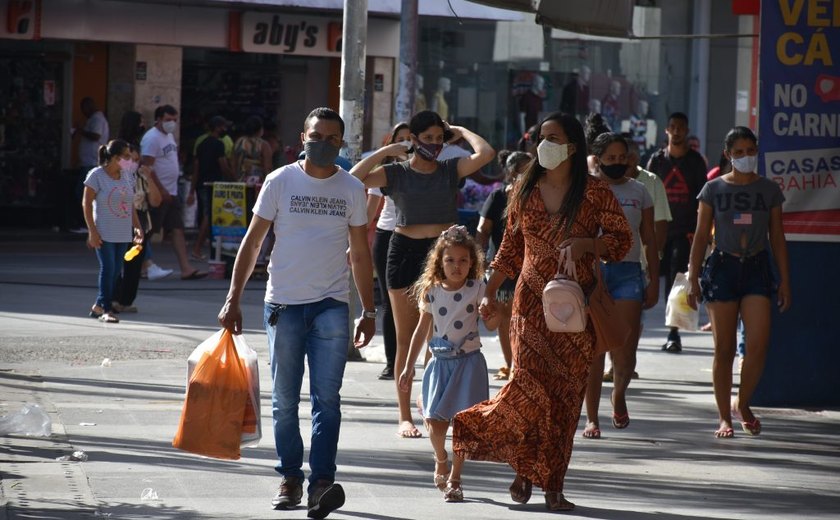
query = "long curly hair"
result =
(410, 225, 485, 306)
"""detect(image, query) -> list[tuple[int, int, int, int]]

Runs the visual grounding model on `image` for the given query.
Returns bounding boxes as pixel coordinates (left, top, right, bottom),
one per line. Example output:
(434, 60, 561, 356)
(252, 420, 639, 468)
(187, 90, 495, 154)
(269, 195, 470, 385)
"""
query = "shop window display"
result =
(0, 55, 64, 226)
(181, 51, 285, 143)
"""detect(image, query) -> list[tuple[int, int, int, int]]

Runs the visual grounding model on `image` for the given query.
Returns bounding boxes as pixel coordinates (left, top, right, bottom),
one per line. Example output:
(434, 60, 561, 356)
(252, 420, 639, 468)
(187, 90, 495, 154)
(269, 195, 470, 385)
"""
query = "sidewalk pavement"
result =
(1, 240, 838, 520)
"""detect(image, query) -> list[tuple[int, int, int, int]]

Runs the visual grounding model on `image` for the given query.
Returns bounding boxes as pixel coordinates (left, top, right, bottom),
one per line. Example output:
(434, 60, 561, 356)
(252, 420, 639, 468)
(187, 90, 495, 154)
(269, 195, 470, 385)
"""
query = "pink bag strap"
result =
(555, 246, 578, 281)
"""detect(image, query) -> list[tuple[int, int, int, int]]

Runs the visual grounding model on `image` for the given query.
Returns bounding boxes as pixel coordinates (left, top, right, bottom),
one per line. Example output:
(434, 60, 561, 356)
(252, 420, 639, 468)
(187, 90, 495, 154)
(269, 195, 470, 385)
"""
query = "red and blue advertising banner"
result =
(759, 1, 840, 241)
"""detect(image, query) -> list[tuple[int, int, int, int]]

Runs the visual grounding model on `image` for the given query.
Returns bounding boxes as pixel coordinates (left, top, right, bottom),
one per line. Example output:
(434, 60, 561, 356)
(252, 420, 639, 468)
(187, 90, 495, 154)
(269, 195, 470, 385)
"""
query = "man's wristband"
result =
(362, 309, 377, 319)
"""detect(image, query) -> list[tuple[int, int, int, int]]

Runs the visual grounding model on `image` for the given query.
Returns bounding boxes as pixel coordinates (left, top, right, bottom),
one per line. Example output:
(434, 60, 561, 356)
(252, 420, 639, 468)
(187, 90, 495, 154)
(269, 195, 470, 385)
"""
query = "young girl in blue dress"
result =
(399, 225, 499, 503)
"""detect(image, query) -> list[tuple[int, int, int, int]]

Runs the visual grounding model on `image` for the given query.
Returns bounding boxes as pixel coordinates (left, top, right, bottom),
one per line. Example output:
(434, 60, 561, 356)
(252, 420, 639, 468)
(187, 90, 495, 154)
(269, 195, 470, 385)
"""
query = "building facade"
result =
(0, 0, 754, 228)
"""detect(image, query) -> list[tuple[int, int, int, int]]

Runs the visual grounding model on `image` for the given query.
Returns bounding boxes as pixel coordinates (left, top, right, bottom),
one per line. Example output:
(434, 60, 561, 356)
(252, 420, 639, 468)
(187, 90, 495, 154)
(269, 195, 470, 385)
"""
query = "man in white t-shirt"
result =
(73, 97, 109, 231)
(77, 97, 109, 171)
(140, 105, 205, 280)
(626, 138, 672, 261)
(218, 107, 375, 519)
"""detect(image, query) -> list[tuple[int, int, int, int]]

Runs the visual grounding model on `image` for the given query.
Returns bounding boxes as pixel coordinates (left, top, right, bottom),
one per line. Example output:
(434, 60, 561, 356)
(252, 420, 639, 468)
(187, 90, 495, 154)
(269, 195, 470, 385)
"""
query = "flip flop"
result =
(181, 270, 208, 280)
(611, 391, 630, 429)
(582, 427, 601, 439)
(612, 412, 630, 429)
(741, 419, 762, 436)
(732, 400, 761, 435)
(397, 421, 422, 438)
(714, 427, 735, 438)
(190, 252, 208, 262)
(98, 313, 119, 323)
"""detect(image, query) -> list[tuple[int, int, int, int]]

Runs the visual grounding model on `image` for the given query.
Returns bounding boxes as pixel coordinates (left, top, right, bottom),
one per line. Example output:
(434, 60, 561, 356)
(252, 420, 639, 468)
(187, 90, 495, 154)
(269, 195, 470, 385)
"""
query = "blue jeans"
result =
(95, 242, 128, 311)
(264, 298, 349, 490)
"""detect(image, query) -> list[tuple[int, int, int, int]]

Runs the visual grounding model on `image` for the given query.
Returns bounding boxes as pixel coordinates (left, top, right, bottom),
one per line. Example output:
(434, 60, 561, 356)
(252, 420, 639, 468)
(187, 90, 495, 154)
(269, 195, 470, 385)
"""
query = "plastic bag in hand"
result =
(173, 329, 261, 459)
(665, 272, 699, 331)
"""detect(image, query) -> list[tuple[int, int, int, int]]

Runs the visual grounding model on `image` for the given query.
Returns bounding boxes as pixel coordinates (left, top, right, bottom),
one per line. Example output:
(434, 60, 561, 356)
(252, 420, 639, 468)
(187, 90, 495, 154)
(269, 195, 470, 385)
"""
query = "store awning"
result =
(162, 0, 524, 21)
(466, 0, 635, 37)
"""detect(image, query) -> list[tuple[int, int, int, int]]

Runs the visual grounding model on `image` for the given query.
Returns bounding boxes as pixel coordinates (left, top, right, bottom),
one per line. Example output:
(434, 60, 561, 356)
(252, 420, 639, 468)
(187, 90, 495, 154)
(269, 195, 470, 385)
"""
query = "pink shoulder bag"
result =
(542, 246, 587, 333)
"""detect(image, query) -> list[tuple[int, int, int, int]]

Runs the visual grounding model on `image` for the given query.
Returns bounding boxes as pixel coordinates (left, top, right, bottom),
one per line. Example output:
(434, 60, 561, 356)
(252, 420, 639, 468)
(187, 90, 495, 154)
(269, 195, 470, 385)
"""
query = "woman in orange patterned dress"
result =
(453, 112, 631, 511)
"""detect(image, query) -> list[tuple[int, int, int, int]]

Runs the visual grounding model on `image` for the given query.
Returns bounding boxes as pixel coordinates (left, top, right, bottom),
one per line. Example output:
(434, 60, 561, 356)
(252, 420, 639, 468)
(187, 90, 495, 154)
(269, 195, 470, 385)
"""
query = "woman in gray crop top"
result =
(686, 126, 791, 439)
(351, 110, 495, 440)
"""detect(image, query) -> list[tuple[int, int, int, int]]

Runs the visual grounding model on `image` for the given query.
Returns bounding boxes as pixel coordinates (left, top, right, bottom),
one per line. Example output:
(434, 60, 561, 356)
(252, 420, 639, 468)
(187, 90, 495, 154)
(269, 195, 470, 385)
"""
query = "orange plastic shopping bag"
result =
(173, 329, 251, 459)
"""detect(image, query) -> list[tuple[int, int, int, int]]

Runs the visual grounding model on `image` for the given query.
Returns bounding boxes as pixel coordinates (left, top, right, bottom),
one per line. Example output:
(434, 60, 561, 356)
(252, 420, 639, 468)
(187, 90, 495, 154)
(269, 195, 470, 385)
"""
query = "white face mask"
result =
(537, 140, 570, 170)
(162, 120, 177, 134)
(731, 154, 757, 173)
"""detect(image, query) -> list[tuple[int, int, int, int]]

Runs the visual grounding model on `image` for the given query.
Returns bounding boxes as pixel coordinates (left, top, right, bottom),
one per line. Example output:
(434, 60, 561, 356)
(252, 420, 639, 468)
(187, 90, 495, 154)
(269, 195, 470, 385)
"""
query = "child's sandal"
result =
(444, 479, 463, 502)
(433, 453, 449, 491)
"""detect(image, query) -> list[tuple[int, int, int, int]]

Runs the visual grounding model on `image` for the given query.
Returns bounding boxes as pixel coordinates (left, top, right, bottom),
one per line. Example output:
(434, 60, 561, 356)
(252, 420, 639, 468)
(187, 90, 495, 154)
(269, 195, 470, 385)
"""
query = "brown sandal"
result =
(433, 453, 449, 491)
(444, 479, 463, 502)
(544, 491, 575, 511)
(509, 474, 532, 504)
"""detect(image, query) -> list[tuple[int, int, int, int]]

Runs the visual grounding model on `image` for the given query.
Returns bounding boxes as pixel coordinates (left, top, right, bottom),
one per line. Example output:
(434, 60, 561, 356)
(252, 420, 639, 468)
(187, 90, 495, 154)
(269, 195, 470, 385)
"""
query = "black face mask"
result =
(601, 163, 628, 180)
(304, 140, 340, 167)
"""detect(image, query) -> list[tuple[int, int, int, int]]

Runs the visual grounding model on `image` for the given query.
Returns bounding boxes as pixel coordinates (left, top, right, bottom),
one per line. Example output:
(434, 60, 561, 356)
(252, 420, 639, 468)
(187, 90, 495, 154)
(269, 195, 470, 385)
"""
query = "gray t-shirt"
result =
(607, 178, 653, 263)
(382, 158, 460, 227)
(84, 166, 135, 243)
(698, 176, 784, 256)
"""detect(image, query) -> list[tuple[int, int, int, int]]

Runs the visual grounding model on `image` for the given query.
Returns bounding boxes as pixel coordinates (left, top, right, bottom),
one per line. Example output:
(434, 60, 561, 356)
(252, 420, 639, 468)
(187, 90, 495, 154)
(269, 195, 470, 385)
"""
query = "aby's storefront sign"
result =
(759, 0, 840, 241)
(240, 12, 398, 58)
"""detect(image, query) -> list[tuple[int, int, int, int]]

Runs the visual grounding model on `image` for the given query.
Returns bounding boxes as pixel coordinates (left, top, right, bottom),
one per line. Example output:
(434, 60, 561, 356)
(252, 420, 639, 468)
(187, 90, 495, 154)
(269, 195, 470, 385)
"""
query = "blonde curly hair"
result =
(410, 225, 485, 306)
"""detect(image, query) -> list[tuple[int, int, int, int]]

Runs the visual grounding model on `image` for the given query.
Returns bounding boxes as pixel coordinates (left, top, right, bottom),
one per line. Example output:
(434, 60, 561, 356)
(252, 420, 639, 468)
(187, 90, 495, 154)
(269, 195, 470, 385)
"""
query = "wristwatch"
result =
(362, 309, 377, 319)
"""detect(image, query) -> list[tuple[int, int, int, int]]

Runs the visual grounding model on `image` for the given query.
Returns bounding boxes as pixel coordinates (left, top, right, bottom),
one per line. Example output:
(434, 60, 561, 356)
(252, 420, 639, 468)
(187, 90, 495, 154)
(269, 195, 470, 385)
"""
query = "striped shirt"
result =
(84, 167, 135, 243)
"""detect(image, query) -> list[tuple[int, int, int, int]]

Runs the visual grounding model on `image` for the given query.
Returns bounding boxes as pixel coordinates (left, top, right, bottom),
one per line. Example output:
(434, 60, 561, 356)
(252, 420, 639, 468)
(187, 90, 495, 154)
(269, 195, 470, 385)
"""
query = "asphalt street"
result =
(1, 238, 838, 519)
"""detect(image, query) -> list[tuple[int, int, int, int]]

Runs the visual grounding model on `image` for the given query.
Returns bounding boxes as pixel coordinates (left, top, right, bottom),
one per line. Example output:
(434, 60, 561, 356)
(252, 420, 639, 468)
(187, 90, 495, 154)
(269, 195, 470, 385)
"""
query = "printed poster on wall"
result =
(759, 1, 840, 241)
(211, 182, 247, 259)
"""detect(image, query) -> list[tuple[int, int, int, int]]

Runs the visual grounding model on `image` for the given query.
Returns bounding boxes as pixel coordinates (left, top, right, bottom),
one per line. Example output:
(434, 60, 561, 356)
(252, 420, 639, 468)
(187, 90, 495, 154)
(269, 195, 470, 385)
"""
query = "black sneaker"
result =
(307, 480, 345, 519)
(271, 476, 303, 510)
(378, 365, 394, 380)
(662, 338, 682, 353)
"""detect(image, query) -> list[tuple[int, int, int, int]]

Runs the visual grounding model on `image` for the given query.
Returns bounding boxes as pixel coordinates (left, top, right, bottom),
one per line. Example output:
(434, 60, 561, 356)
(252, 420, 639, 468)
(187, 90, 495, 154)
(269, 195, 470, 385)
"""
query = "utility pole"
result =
(339, 0, 368, 165)
(339, 0, 368, 360)
(394, 0, 418, 124)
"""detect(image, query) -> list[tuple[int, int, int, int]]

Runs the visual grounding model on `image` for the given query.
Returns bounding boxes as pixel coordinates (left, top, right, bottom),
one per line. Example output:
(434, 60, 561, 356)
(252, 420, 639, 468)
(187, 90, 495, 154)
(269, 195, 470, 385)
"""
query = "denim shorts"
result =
(600, 261, 644, 302)
(700, 249, 774, 303)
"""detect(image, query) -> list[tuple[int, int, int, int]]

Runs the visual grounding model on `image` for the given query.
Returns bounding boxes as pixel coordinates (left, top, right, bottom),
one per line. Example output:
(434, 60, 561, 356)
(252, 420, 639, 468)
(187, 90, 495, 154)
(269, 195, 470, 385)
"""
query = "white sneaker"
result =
(147, 264, 174, 281)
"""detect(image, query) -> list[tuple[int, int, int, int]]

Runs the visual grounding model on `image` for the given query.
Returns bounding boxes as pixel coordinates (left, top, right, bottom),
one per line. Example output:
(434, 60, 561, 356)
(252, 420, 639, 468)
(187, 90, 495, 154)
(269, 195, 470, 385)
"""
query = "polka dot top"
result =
(420, 278, 486, 355)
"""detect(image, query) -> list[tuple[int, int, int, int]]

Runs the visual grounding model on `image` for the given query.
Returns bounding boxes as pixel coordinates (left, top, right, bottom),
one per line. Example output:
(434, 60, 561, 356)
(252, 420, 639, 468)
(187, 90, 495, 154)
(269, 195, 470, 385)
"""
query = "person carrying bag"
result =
(173, 329, 261, 460)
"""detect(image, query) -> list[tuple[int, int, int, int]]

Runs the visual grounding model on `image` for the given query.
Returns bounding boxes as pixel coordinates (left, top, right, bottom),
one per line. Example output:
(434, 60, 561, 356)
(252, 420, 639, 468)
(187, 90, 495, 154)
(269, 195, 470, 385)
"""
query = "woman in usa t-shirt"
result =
(685, 126, 790, 439)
